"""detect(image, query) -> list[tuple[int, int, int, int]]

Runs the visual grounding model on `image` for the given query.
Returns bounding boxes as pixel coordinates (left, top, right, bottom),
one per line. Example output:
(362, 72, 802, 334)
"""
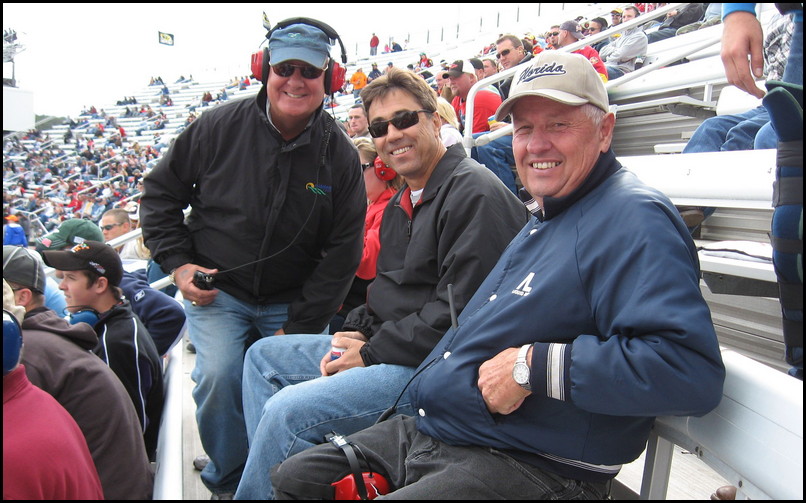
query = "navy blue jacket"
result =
(120, 269, 185, 356)
(411, 150, 725, 480)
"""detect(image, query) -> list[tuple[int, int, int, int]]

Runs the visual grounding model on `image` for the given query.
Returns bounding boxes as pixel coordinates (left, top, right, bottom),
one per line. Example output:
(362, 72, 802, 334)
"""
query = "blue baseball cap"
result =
(269, 23, 331, 69)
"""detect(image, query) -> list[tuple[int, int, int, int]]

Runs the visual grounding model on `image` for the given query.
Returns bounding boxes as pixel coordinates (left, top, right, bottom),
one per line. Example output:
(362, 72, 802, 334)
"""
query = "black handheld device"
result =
(193, 271, 216, 290)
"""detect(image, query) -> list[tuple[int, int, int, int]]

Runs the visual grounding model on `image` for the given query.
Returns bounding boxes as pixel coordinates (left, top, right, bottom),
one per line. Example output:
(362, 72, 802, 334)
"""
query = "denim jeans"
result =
(682, 107, 770, 153)
(186, 290, 290, 494)
(272, 415, 610, 499)
(471, 133, 518, 194)
(606, 65, 627, 81)
(234, 334, 416, 499)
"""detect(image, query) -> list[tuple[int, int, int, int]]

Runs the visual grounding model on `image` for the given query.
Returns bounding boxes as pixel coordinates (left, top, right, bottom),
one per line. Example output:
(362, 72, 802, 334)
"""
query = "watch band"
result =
(514, 343, 532, 391)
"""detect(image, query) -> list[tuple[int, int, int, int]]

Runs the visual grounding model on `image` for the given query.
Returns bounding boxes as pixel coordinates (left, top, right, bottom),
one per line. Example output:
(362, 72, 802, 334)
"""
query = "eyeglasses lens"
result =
(272, 63, 324, 79)
(369, 110, 431, 138)
(496, 49, 511, 59)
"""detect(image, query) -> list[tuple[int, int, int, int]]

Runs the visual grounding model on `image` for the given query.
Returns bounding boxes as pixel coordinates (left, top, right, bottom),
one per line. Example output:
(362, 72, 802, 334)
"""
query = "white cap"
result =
(496, 51, 609, 120)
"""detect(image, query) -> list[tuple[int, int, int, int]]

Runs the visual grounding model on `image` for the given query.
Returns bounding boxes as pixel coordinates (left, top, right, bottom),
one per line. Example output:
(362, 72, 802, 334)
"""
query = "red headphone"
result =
(374, 156, 396, 181)
(250, 17, 347, 95)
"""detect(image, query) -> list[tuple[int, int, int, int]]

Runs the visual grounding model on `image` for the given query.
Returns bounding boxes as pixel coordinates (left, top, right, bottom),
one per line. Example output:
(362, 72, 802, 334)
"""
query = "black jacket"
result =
(347, 144, 529, 367)
(93, 301, 163, 461)
(140, 86, 366, 333)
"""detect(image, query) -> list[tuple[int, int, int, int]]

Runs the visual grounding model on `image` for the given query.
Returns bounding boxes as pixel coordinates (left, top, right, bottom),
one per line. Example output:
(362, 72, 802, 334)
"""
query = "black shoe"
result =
(193, 454, 210, 471)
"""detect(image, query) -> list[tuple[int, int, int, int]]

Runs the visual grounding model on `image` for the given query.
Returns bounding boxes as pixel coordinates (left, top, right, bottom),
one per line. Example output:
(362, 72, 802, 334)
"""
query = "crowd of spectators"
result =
(2, 71, 239, 244)
(4, 127, 157, 243)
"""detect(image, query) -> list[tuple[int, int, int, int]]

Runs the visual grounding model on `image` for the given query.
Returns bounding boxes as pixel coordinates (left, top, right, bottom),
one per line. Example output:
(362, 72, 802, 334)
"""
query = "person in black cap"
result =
(42, 241, 164, 462)
(138, 16, 366, 497)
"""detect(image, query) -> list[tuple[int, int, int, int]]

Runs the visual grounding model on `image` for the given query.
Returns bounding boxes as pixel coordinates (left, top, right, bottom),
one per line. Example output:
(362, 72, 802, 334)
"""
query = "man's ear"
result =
(14, 288, 33, 309)
(93, 276, 110, 294)
(599, 112, 616, 153)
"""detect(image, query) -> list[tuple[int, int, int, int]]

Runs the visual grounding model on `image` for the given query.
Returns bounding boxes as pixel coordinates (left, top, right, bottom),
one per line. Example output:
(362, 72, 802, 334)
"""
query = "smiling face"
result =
(511, 96, 614, 207)
(267, 59, 326, 138)
(367, 89, 444, 191)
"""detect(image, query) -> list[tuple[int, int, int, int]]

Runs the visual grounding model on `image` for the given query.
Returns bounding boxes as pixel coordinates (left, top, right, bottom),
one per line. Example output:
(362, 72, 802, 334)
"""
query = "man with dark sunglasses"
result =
(235, 67, 529, 499)
(139, 18, 367, 499)
(465, 34, 537, 195)
(271, 50, 725, 502)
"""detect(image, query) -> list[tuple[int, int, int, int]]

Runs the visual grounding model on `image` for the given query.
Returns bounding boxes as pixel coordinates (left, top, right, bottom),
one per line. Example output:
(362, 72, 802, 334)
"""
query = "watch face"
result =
(513, 363, 530, 384)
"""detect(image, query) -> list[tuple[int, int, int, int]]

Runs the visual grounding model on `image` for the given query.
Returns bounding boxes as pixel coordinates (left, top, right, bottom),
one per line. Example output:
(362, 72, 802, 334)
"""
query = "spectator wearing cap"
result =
(3, 281, 105, 501)
(35, 218, 103, 253)
(611, 7, 624, 26)
(3, 246, 155, 499)
(368, 62, 382, 83)
(556, 20, 609, 82)
(138, 17, 366, 497)
(3, 214, 28, 247)
(447, 59, 503, 134)
(600, 5, 648, 80)
(42, 240, 164, 461)
(39, 216, 186, 358)
(269, 50, 724, 501)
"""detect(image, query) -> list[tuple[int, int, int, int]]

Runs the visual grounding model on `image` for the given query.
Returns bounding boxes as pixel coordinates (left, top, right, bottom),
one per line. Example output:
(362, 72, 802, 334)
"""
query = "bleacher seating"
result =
(8, 5, 801, 499)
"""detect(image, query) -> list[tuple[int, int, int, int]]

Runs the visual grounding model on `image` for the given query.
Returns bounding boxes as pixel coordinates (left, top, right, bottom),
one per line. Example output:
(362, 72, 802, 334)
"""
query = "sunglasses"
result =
(271, 63, 324, 79)
(368, 109, 434, 138)
(100, 222, 124, 231)
(496, 48, 513, 59)
(549, 32, 560, 37)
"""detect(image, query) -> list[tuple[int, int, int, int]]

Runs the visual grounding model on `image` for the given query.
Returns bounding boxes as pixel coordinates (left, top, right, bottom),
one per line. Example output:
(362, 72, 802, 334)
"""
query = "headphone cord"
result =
(376, 284, 460, 423)
(216, 116, 333, 276)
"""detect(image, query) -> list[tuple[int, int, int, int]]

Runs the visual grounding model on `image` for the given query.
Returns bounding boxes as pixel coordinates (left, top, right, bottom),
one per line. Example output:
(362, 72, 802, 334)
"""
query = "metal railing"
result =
(464, 3, 701, 153)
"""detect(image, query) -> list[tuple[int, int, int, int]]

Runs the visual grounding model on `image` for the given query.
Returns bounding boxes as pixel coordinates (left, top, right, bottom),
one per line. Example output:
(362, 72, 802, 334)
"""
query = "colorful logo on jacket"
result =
(306, 182, 331, 195)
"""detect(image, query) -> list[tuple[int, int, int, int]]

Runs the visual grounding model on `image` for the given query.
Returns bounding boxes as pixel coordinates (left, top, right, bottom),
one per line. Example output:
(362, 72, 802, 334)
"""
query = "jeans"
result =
(471, 133, 517, 194)
(606, 65, 627, 81)
(646, 27, 677, 44)
(682, 107, 770, 153)
(234, 334, 416, 499)
(272, 415, 610, 499)
(187, 290, 290, 494)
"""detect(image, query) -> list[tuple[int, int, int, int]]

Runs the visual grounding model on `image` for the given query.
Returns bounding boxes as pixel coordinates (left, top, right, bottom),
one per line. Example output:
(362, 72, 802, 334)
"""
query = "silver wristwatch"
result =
(512, 343, 532, 391)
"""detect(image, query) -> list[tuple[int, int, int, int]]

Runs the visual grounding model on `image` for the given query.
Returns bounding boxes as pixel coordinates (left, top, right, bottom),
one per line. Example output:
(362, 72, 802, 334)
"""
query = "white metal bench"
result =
(614, 348, 803, 499)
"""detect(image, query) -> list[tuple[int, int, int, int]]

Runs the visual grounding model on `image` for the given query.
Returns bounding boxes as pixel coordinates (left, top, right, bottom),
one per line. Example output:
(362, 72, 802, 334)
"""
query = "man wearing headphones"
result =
(139, 18, 366, 498)
(235, 68, 529, 499)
